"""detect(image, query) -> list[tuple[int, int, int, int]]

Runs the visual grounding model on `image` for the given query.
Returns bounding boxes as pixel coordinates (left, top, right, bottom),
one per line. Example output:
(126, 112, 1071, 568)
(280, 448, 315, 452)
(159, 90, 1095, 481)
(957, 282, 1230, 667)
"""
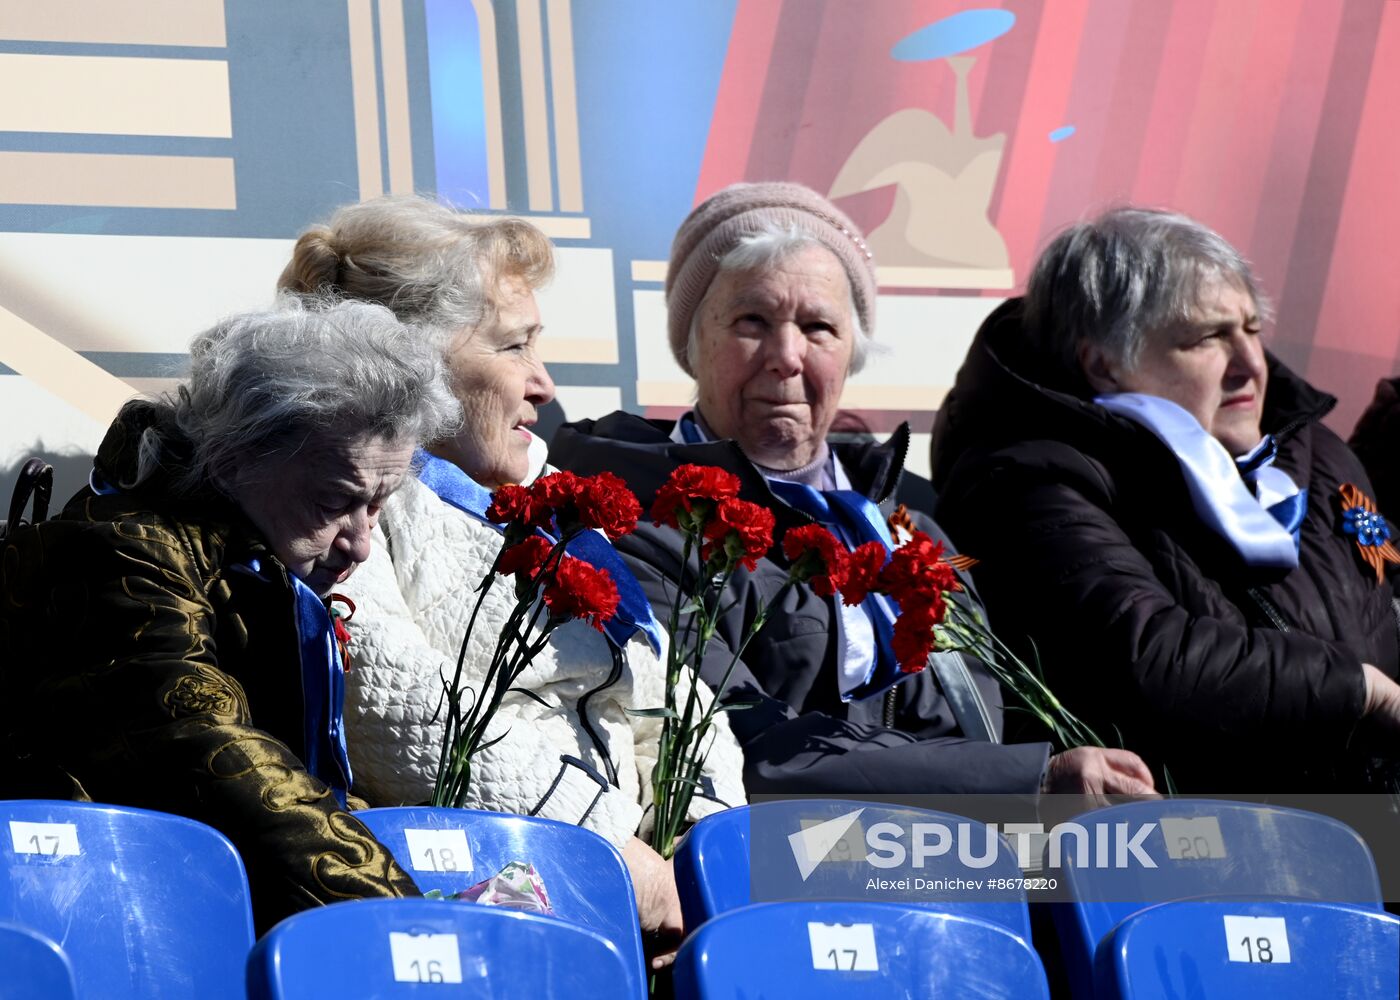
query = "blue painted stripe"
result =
(424, 0, 492, 209)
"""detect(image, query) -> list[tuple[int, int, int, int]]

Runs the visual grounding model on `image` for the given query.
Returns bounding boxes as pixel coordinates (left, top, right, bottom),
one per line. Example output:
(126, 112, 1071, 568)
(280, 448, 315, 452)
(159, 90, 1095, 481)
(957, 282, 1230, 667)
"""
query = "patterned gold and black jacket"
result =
(0, 403, 417, 931)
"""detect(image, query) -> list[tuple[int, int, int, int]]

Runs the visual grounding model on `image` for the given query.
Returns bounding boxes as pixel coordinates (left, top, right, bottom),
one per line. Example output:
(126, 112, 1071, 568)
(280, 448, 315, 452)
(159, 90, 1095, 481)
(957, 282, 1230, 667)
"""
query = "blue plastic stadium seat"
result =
(673, 900, 1050, 999)
(1094, 899, 1400, 999)
(355, 806, 645, 997)
(0, 922, 76, 1000)
(0, 800, 255, 999)
(1049, 800, 1384, 998)
(247, 897, 637, 999)
(674, 799, 1031, 941)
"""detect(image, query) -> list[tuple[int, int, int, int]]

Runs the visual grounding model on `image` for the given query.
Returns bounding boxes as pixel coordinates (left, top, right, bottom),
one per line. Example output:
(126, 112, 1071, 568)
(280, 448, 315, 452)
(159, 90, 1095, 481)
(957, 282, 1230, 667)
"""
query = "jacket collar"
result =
(551, 411, 913, 528)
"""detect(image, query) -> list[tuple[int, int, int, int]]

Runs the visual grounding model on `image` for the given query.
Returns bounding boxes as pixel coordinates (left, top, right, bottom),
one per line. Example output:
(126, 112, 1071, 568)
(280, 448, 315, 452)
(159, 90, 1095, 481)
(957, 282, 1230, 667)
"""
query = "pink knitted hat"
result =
(664, 181, 877, 377)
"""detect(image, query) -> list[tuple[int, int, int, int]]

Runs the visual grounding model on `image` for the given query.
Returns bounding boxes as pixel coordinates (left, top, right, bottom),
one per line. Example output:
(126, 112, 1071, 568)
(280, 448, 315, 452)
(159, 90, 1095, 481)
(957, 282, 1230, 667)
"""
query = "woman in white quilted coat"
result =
(279, 196, 746, 966)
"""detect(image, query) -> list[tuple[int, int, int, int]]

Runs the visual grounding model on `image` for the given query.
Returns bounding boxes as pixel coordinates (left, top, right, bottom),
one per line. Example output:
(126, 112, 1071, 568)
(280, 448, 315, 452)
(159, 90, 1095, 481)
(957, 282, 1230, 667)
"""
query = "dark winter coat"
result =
(1349, 376, 1400, 526)
(550, 411, 1050, 796)
(930, 299, 1397, 791)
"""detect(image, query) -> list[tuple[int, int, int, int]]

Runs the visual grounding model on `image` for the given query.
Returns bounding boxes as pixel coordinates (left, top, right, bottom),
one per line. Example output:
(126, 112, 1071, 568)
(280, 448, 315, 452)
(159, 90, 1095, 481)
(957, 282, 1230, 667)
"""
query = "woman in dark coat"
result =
(931, 207, 1400, 791)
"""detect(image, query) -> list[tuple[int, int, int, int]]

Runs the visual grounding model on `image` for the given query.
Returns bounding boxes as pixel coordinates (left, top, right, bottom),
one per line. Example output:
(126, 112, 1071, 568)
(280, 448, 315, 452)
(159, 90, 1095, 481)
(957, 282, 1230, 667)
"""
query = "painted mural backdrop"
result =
(1, 0, 1397, 505)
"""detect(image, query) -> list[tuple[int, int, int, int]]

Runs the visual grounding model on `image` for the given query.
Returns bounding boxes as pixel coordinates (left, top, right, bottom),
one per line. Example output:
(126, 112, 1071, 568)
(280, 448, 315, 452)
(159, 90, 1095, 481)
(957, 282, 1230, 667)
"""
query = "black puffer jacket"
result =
(551, 412, 1050, 796)
(930, 300, 1397, 791)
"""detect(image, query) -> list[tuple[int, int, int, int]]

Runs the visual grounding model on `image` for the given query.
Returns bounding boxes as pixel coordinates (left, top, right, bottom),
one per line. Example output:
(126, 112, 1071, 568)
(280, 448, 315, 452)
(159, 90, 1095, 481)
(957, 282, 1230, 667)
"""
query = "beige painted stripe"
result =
(838, 384, 944, 409)
(470, 0, 508, 209)
(631, 260, 668, 282)
(636, 380, 945, 411)
(463, 213, 589, 240)
(636, 380, 694, 407)
(876, 266, 1015, 290)
(346, 0, 383, 201)
(0, 306, 136, 424)
(0, 0, 226, 47)
(0, 54, 230, 137)
(0, 152, 235, 209)
(377, 0, 415, 195)
(544, 0, 583, 212)
(537, 337, 617, 365)
(515, 0, 553, 212)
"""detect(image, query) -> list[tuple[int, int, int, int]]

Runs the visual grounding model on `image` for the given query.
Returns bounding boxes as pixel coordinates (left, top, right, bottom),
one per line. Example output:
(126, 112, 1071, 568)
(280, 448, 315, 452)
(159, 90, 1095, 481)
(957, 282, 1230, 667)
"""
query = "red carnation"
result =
(530, 470, 583, 511)
(701, 497, 777, 572)
(878, 532, 960, 611)
(543, 557, 620, 632)
(496, 535, 553, 581)
(891, 602, 941, 673)
(781, 523, 850, 597)
(575, 472, 642, 540)
(651, 464, 742, 531)
(486, 484, 537, 526)
(841, 541, 888, 607)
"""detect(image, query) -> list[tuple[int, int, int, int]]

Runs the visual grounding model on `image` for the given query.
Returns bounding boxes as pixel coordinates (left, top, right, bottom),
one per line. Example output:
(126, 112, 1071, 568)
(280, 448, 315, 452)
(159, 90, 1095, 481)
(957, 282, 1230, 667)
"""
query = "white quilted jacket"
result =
(341, 447, 747, 848)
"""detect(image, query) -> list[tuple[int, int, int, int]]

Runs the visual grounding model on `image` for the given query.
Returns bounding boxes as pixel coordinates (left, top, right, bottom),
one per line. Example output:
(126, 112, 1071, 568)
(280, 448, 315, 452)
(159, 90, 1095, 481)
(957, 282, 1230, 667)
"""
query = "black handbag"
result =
(0, 457, 55, 541)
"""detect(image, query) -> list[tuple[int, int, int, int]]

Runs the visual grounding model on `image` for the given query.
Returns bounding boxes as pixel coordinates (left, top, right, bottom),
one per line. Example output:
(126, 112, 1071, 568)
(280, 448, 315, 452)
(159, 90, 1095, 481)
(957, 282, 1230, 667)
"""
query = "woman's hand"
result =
(1358, 663, 1400, 746)
(621, 836, 684, 970)
(1043, 746, 1157, 795)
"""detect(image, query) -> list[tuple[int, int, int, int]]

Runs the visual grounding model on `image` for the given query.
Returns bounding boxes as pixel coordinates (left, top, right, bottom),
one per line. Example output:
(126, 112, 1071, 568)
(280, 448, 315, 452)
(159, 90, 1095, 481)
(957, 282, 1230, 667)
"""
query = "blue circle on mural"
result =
(892, 9, 1016, 62)
(1049, 126, 1076, 142)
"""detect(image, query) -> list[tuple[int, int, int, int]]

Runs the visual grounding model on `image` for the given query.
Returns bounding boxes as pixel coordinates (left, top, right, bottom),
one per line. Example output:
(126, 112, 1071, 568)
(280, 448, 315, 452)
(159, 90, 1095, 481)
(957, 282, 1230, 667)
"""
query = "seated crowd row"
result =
(2, 183, 1398, 961)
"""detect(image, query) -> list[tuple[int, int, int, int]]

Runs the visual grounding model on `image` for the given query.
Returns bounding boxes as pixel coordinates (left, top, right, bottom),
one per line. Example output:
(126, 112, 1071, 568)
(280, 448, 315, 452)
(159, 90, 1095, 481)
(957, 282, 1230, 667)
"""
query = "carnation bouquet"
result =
(638, 464, 1111, 856)
(839, 530, 1106, 752)
(430, 470, 642, 809)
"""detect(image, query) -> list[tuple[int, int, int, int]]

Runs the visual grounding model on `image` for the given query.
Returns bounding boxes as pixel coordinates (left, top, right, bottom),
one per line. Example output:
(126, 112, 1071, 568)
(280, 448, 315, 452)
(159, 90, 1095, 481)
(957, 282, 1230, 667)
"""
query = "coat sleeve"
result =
(8, 517, 417, 927)
(613, 524, 1049, 795)
(342, 522, 648, 846)
(939, 450, 1369, 748)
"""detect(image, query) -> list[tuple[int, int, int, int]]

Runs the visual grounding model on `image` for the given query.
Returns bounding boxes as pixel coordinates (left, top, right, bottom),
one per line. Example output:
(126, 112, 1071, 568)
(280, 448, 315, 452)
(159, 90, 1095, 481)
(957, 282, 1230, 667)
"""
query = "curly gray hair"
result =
(129, 296, 461, 494)
(1025, 207, 1271, 379)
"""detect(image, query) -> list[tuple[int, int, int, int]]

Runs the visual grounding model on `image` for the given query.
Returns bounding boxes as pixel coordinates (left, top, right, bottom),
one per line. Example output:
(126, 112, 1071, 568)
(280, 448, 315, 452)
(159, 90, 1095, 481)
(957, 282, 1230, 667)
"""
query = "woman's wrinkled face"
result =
(234, 431, 416, 595)
(432, 274, 555, 487)
(1085, 279, 1268, 456)
(691, 245, 856, 470)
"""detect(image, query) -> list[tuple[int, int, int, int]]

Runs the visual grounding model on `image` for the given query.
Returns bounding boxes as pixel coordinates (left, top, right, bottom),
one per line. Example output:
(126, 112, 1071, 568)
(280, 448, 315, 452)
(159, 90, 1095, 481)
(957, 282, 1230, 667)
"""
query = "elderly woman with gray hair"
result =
(278, 196, 746, 966)
(0, 298, 459, 930)
(931, 206, 1400, 791)
(552, 182, 1154, 799)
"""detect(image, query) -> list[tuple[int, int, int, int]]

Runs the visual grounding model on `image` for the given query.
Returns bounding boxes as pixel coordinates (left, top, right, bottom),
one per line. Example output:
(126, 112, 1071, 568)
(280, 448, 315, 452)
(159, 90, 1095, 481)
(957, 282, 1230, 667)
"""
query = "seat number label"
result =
(808, 922, 879, 971)
(9, 821, 80, 857)
(389, 931, 463, 983)
(403, 828, 473, 873)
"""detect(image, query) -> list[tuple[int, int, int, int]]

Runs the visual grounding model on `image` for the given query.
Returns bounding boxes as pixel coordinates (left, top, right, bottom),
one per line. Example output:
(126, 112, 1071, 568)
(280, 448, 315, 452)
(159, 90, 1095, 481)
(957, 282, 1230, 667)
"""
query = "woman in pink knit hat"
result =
(551, 181, 1153, 799)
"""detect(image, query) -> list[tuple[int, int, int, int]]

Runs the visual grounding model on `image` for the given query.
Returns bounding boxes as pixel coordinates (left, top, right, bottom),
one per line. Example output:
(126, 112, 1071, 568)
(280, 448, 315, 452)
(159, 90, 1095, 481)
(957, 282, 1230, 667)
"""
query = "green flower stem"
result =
(432, 536, 566, 809)
(943, 594, 1105, 751)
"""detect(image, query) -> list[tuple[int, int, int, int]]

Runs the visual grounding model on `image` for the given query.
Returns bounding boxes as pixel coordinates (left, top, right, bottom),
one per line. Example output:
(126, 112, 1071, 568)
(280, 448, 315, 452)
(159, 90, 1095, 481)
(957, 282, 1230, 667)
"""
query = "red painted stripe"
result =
(744, 0, 827, 180)
(692, 0, 786, 203)
(1271, 0, 1387, 364)
(1204, 0, 1305, 250)
(979, 0, 1048, 226)
(1310, 1, 1400, 389)
(1244, 0, 1347, 297)
(1169, 0, 1266, 218)
(1038, 0, 1137, 244)
(1087, 0, 1175, 204)
(992, 0, 1093, 287)
(1129, 0, 1218, 210)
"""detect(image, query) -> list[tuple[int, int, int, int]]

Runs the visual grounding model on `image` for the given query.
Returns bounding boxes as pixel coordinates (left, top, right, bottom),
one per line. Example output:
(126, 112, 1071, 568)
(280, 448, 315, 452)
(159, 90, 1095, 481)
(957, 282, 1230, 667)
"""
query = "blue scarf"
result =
(413, 450, 663, 654)
(1096, 393, 1307, 569)
(90, 468, 353, 805)
(675, 415, 906, 701)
